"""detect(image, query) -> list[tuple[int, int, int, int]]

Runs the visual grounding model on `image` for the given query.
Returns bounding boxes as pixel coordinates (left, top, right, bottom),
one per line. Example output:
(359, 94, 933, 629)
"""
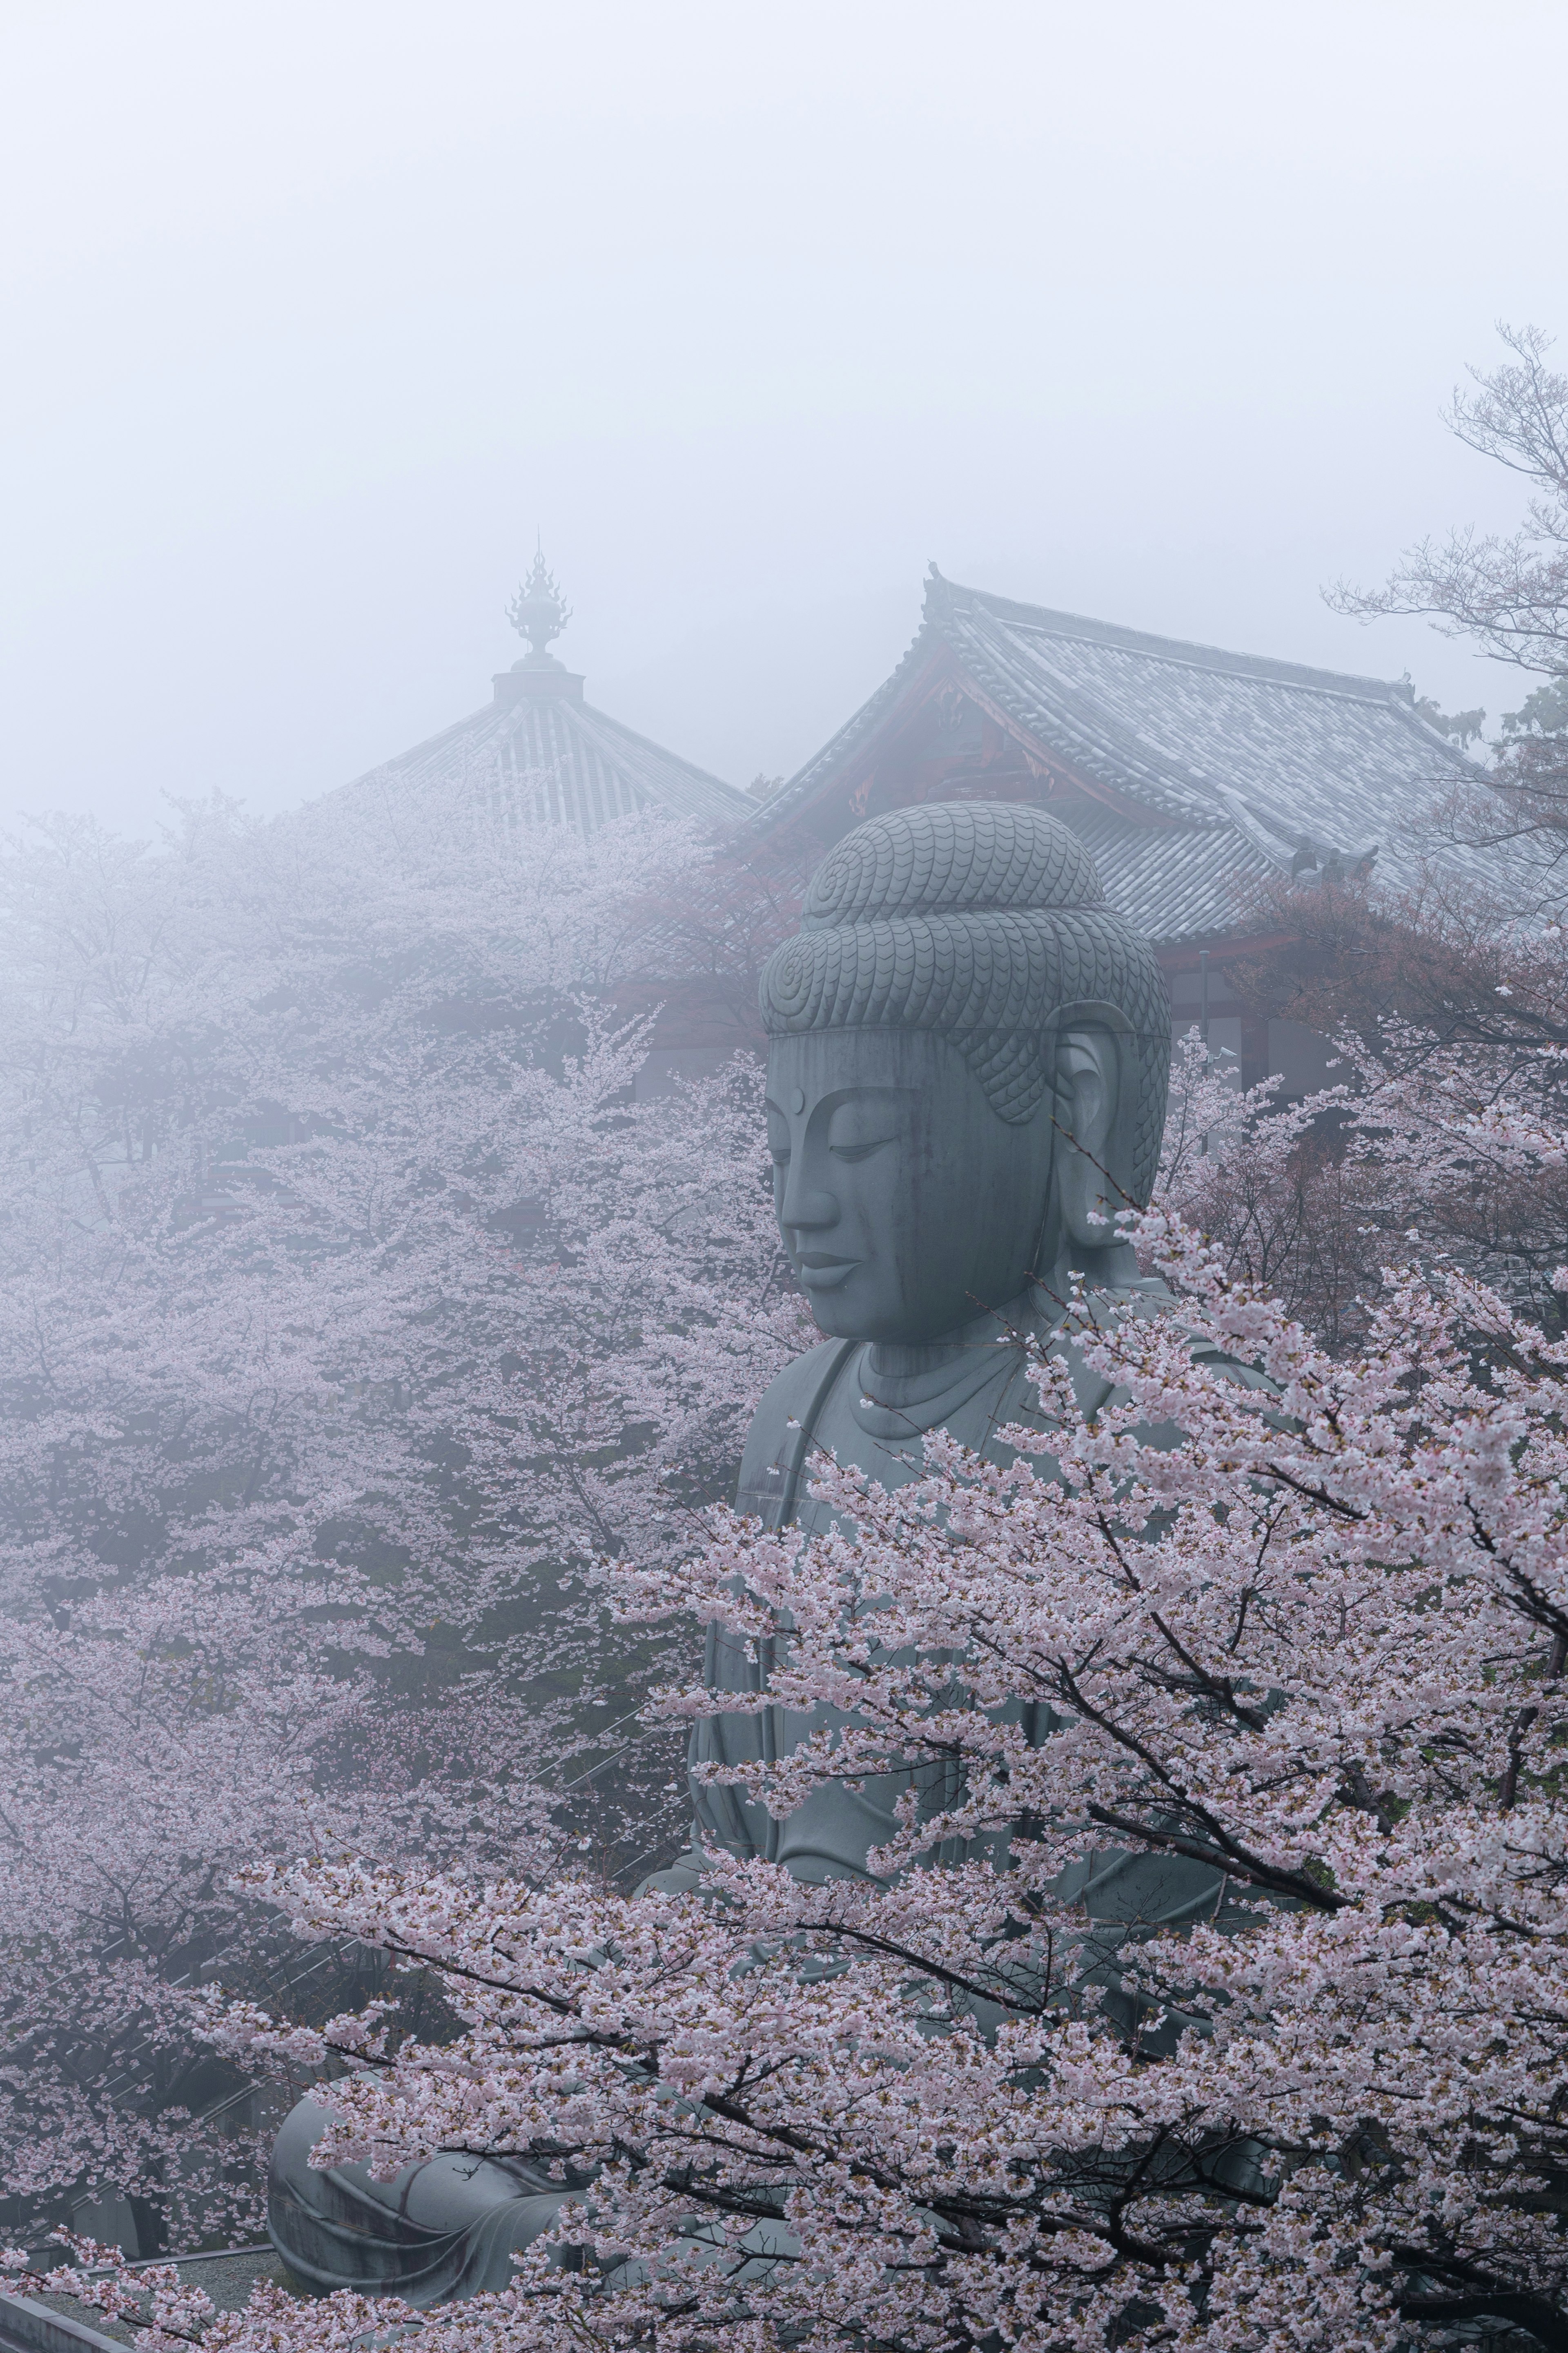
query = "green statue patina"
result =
(267, 801, 1209, 2302)
(646, 798, 1179, 1892)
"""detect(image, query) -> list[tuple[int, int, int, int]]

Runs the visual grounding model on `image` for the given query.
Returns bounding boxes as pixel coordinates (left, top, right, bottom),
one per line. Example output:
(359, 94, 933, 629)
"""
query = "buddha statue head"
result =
(759, 801, 1170, 1346)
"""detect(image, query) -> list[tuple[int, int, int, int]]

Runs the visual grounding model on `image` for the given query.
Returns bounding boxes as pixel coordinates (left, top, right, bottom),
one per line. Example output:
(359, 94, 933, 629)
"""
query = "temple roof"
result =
(347, 553, 749, 837)
(751, 570, 1507, 946)
(361, 686, 748, 835)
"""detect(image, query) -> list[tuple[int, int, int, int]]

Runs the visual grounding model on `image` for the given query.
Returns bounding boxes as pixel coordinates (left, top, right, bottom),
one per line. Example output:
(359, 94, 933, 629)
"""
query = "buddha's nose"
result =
(779, 1158, 836, 1237)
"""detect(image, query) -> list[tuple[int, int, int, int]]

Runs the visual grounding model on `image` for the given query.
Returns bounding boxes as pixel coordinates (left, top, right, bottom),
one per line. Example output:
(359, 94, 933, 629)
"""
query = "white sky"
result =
(2, 0, 1566, 832)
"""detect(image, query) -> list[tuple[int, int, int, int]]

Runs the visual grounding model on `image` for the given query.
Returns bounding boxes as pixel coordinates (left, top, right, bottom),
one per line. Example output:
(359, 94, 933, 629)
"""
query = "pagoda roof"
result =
(344, 552, 748, 838)
(750, 570, 1513, 946)
(356, 677, 748, 836)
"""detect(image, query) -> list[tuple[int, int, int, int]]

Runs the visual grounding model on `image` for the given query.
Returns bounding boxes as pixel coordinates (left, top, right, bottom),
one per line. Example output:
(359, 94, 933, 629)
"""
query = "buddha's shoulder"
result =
(737, 1336, 858, 1494)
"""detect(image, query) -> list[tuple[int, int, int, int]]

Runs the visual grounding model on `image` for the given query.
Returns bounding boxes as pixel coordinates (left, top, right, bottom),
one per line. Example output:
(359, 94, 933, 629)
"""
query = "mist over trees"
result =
(11, 321, 1568, 2351)
(0, 785, 800, 2246)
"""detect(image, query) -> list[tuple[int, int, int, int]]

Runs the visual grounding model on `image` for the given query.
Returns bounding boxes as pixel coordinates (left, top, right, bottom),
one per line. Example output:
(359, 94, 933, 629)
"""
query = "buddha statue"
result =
(645, 798, 1182, 1891)
(267, 800, 1210, 2304)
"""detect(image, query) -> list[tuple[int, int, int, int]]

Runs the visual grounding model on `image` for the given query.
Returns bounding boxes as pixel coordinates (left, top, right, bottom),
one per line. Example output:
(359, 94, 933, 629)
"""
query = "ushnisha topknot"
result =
(800, 799, 1106, 930)
(760, 802, 1170, 1202)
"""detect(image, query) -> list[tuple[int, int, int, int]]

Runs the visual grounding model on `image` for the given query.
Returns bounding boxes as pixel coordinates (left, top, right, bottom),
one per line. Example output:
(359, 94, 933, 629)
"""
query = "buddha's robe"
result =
(268, 1279, 1250, 2300)
(644, 1279, 1246, 1974)
(267, 2097, 575, 2304)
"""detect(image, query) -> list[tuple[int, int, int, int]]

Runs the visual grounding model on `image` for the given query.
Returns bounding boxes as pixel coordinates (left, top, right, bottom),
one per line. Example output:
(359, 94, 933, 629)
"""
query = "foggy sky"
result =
(3, 0, 1566, 834)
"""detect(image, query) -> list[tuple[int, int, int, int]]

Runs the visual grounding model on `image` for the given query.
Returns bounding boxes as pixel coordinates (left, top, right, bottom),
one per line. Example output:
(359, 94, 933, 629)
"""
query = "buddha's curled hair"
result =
(760, 802, 1171, 1204)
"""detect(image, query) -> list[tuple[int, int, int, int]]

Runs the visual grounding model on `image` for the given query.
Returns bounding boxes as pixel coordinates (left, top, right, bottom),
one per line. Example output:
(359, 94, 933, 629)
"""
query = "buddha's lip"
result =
(796, 1253, 862, 1288)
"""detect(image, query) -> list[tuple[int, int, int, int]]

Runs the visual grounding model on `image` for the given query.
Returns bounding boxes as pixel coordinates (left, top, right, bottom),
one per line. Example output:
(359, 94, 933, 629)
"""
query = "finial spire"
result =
(506, 546, 572, 667)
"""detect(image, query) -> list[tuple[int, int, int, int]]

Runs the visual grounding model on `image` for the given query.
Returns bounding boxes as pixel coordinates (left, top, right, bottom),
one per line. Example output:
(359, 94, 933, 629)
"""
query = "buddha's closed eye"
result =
(829, 1137, 895, 1163)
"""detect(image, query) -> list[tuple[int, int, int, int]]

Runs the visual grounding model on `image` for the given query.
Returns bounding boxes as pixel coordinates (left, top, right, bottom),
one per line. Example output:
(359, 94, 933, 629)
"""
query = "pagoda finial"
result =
(506, 543, 572, 666)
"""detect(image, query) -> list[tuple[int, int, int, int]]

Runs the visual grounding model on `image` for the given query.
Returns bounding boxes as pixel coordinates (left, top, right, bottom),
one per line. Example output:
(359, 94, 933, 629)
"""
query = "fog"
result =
(2, 0, 1565, 832)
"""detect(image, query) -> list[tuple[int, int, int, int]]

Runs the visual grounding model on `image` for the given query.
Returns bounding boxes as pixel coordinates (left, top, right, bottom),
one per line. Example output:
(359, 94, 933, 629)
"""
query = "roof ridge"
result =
(933, 574, 1407, 704)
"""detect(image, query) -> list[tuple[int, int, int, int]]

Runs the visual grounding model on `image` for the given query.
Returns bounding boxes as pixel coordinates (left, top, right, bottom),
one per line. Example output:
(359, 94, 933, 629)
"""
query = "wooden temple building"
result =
(736, 565, 1488, 1092)
(360, 555, 1488, 1093)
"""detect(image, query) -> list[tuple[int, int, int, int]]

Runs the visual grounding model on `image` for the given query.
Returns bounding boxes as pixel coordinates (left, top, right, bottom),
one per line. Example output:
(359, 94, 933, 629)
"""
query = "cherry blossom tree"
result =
(1159, 997, 1568, 1343)
(37, 1185, 1555, 2353)
(0, 1557, 486, 2251)
(0, 782, 800, 2250)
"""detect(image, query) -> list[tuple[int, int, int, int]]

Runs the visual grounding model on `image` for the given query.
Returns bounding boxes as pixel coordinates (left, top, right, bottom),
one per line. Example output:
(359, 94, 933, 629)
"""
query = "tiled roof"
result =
(1065, 809, 1276, 944)
(751, 572, 1524, 946)
(348, 667, 748, 838)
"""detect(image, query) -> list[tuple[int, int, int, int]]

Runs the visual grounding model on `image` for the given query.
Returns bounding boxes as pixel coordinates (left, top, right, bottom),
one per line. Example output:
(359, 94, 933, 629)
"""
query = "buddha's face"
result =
(765, 1028, 1058, 1344)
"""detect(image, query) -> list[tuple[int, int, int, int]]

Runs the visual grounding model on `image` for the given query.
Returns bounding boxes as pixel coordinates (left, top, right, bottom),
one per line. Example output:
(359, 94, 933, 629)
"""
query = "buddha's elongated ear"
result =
(1031, 1010, 1136, 1278)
